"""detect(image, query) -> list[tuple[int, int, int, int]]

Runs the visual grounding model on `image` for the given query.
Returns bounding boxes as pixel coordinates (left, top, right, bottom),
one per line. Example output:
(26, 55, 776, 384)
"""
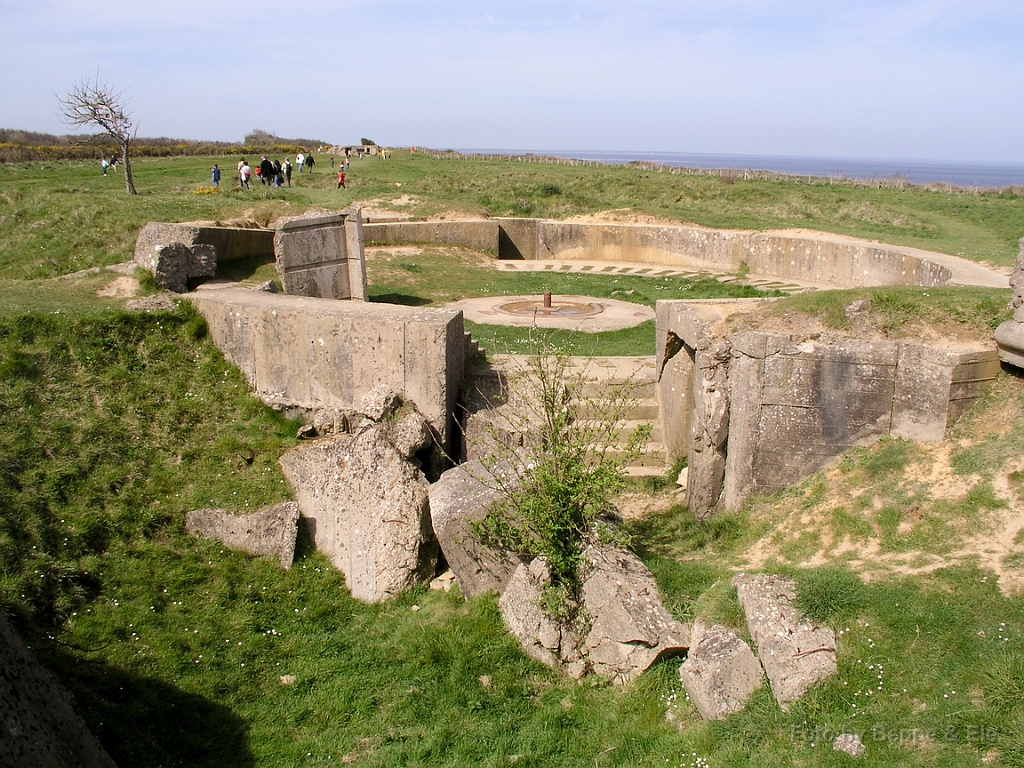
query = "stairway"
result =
(477, 353, 668, 479)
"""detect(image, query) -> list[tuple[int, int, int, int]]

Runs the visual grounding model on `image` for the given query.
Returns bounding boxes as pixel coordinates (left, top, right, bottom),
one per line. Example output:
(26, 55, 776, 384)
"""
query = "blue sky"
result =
(3, 0, 1023, 161)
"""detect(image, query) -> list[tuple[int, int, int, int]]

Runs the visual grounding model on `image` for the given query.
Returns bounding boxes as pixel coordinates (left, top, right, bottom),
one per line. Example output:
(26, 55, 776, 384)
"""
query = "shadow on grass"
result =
(38, 646, 254, 768)
(214, 254, 277, 283)
(370, 293, 433, 306)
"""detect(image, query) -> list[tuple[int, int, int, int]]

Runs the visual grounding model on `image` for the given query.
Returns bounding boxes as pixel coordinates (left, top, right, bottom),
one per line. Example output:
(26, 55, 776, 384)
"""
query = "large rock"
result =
(1, 611, 118, 768)
(137, 241, 216, 293)
(731, 573, 837, 709)
(579, 543, 690, 684)
(428, 460, 522, 599)
(279, 423, 437, 602)
(679, 621, 763, 720)
(497, 559, 585, 677)
(185, 501, 300, 569)
(497, 542, 690, 685)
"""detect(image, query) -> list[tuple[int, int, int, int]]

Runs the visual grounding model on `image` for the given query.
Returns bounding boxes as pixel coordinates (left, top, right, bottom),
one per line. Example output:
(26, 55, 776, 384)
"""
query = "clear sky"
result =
(3, 0, 1022, 162)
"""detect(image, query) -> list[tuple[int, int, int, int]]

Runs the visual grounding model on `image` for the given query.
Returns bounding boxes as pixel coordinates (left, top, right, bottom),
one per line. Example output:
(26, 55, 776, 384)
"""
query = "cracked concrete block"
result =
(580, 543, 690, 684)
(732, 573, 836, 709)
(279, 425, 437, 602)
(428, 460, 522, 599)
(679, 622, 763, 720)
(186, 501, 300, 569)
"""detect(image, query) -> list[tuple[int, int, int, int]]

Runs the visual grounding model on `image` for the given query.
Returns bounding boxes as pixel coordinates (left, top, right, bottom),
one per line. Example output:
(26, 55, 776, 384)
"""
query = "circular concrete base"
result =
(447, 294, 655, 332)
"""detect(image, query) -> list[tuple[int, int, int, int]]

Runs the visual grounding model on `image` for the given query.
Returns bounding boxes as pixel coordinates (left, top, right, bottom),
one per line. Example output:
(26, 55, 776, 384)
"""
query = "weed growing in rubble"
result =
(472, 337, 650, 610)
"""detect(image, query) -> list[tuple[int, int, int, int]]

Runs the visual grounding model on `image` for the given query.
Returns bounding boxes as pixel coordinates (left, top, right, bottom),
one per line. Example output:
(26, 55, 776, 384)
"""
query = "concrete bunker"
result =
(656, 299, 1002, 517)
(188, 288, 466, 460)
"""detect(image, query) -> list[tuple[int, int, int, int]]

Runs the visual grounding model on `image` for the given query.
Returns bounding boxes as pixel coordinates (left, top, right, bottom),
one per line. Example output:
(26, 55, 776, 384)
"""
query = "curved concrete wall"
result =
(363, 218, 1006, 290)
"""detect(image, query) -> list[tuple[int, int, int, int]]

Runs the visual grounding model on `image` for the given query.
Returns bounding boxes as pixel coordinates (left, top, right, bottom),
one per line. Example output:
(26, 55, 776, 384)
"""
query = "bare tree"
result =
(57, 77, 138, 194)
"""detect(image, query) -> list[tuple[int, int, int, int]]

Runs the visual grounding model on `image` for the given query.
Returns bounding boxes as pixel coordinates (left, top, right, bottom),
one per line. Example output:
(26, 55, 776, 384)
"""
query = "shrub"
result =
(472, 338, 650, 612)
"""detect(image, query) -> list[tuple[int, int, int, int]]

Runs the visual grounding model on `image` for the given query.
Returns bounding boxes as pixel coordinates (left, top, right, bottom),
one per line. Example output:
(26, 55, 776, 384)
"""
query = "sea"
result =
(456, 149, 1024, 189)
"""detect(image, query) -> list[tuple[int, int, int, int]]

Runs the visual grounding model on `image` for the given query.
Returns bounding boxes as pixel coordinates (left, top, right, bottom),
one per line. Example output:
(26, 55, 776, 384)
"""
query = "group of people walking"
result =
(227, 153, 323, 189)
(218, 150, 355, 191)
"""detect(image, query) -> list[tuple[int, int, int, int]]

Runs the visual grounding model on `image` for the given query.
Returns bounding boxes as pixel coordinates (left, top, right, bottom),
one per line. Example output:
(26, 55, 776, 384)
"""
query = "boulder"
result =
(579, 543, 690, 684)
(279, 423, 437, 602)
(389, 409, 434, 459)
(136, 241, 217, 293)
(359, 384, 401, 422)
(1, 611, 118, 768)
(731, 573, 837, 709)
(185, 501, 300, 569)
(497, 559, 585, 677)
(428, 460, 522, 599)
(679, 621, 763, 720)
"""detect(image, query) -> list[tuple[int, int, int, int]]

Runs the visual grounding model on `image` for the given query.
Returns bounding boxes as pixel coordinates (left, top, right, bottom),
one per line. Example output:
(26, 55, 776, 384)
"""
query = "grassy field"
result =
(2, 151, 1023, 280)
(1, 153, 1023, 766)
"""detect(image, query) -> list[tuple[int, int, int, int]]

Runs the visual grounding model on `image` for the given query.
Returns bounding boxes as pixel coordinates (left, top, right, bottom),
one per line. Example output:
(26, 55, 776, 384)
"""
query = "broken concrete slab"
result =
(731, 573, 837, 709)
(279, 424, 437, 602)
(0, 611, 118, 768)
(679, 621, 763, 720)
(497, 559, 584, 676)
(580, 543, 690, 684)
(185, 502, 300, 569)
(428, 460, 522, 600)
(273, 206, 367, 300)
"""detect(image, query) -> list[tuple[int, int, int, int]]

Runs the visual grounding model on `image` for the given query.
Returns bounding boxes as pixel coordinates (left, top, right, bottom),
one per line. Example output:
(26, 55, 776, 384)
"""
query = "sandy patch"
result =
(564, 209, 701, 228)
(365, 245, 424, 259)
(97, 276, 141, 298)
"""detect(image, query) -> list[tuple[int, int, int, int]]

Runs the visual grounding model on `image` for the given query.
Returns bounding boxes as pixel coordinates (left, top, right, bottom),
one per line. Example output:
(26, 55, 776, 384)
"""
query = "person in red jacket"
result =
(337, 170, 346, 189)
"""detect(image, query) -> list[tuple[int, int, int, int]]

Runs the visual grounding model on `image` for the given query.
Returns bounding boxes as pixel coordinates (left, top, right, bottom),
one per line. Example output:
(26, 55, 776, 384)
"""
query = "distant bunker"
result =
(362, 218, 1007, 290)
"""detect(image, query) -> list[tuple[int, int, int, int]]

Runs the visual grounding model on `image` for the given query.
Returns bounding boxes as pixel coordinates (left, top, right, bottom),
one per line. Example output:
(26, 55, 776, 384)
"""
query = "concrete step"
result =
(578, 419, 662, 444)
(577, 400, 660, 421)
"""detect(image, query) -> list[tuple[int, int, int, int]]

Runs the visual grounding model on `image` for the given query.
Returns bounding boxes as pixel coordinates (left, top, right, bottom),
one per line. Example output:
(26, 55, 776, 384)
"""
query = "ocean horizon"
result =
(455, 148, 1024, 189)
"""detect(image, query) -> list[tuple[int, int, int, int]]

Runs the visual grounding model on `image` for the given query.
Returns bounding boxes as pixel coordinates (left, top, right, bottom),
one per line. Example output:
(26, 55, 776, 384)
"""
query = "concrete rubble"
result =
(995, 238, 1024, 368)
(428, 460, 522, 599)
(833, 733, 866, 758)
(1, 611, 118, 768)
(279, 395, 438, 603)
(137, 241, 216, 293)
(185, 501, 300, 569)
(497, 558, 586, 678)
(731, 573, 837, 709)
(579, 543, 690, 684)
(496, 541, 690, 685)
(679, 620, 763, 720)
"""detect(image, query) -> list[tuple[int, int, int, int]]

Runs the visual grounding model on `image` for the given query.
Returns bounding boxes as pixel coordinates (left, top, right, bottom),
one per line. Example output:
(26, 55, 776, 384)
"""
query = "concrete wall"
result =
(189, 288, 465, 449)
(362, 220, 498, 253)
(362, 218, 1006, 289)
(135, 221, 274, 265)
(274, 208, 368, 300)
(655, 300, 1001, 516)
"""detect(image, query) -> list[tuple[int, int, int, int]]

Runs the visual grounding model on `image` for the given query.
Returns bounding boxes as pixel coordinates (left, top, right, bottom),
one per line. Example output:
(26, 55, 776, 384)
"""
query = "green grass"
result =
(4, 153, 1024, 766)
(3, 152, 1024, 283)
